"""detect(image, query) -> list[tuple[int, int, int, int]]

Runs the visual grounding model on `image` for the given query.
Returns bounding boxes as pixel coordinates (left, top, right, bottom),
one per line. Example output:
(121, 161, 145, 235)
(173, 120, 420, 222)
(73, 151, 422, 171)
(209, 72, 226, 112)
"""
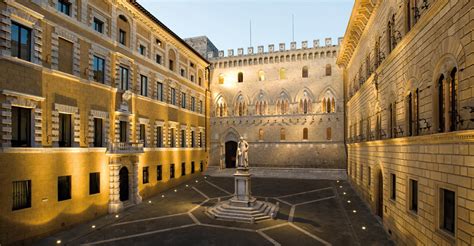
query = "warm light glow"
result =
(343, 192, 346, 195)
(339, 186, 343, 188)
(174, 189, 177, 192)
(91, 225, 96, 229)
(353, 210, 357, 213)
(148, 200, 152, 203)
(56, 240, 62, 244)
(186, 184, 189, 187)
(362, 226, 366, 230)
(115, 215, 119, 218)
(347, 200, 351, 203)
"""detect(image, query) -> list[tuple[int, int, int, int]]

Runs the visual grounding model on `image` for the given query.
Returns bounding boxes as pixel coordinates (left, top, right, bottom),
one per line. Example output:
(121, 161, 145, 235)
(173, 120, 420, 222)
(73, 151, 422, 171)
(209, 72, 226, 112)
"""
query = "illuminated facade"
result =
(0, 0, 210, 244)
(338, 0, 474, 245)
(207, 40, 345, 169)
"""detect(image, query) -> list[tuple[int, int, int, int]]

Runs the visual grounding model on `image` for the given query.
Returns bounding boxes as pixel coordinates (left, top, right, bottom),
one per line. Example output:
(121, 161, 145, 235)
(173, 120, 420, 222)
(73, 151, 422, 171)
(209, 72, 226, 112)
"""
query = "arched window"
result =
(218, 74, 224, 84)
(303, 99, 308, 114)
(331, 98, 336, 113)
(238, 72, 243, 83)
(326, 127, 332, 140)
(325, 64, 332, 76)
(258, 70, 265, 81)
(437, 75, 445, 132)
(258, 129, 264, 141)
(280, 128, 286, 141)
(322, 99, 326, 113)
(303, 128, 308, 140)
(302, 66, 309, 78)
(387, 15, 396, 53)
(279, 68, 286, 80)
(326, 98, 331, 113)
(448, 68, 458, 132)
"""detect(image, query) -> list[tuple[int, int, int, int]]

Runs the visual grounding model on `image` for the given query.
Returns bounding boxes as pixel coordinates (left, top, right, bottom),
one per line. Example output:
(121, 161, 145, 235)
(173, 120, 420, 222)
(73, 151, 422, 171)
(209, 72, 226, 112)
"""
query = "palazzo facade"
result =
(0, 0, 210, 244)
(338, 0, 474, 244)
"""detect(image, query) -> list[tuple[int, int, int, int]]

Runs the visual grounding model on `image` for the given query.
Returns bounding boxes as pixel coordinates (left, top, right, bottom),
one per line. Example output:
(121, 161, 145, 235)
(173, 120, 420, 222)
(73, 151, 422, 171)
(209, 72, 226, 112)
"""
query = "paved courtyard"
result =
(37, 175, 392, 246)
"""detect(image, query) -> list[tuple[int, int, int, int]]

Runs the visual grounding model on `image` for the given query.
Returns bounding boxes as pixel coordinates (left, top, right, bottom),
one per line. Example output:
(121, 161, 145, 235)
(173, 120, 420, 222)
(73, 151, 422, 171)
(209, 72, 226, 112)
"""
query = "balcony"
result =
(107, 142, 144, 155)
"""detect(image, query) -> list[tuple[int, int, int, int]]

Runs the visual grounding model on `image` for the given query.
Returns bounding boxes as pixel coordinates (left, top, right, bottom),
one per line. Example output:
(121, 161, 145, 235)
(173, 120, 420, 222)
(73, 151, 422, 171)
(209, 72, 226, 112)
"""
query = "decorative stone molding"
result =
(88, 110, 109, 147)
(90, 43, 112, 85)
(51, 26, 81, 76)
(52, 103, 80, 147)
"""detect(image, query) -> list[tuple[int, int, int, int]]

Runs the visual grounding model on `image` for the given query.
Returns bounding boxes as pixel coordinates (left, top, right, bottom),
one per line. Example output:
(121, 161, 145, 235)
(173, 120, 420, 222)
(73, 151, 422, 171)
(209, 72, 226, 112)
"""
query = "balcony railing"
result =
(107, 142, 144, 154)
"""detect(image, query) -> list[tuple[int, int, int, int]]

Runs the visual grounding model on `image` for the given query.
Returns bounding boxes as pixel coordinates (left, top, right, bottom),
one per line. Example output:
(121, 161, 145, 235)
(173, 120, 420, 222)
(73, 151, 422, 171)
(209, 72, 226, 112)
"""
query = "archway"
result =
(376, 170, 384, 220)
(225, 141, 238, 168)
(119, 167, 129, 201)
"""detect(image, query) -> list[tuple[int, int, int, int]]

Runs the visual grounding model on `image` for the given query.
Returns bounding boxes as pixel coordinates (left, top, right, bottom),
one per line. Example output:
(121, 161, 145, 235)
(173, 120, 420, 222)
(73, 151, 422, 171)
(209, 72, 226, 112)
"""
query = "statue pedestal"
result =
(206, 167, 279, 223)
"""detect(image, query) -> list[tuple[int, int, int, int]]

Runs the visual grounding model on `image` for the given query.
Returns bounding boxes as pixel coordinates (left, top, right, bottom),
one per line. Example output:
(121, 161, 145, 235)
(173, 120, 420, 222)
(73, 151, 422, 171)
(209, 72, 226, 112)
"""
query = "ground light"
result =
(339, 186, 343, 188)
(91, 225, 96, 229)
(347, 200, 351, 203)
(56, 240, 61, 244)
(115, 214, 119, 218)
(174, 189, 177, 192)
(161, 195, 165, 198)
(353, 210, 357, 213)
(148, 200, 152, 203)
(343, 192, 346, 195)
(186, 184, 189, 187)
(362, 226, 367, 230)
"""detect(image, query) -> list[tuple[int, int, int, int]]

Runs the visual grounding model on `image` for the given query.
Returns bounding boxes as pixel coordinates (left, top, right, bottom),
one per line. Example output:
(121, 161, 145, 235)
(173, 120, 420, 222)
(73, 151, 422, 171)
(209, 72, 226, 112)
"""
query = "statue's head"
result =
(239, 137, 244, 141)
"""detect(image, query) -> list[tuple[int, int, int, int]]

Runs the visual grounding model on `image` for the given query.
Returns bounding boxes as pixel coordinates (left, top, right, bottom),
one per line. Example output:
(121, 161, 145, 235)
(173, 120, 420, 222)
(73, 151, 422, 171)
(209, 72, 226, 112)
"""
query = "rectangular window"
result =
(93, 118, 103, 147)
(11, 106, 31, 147)
(156, 82, 164, 101)
(181, 129, 186, 148)
(12, 180, 31, 211)
(407, 93, 413, 136)
(156, 126, 162, 147)
(440, 188, 455, 234)
(200, 161, 204, 172)
(181, 92, 186, 109)
(119, 121, 127, 142)
(409, 179, 418, 213)
(170, 128, 175, 147)
(10, 22, 31, 61)
(58, 175, 71, 201)
(191, 97, 196, 111)
(180, 68, 186, 77)
(199, 132, 203, 147)
(199, 100, 203, 113)
(93, 18, 104, 33)
(198, 77, 202, 86)
(156, 54, 162, 64)
(57, 0, 71, 15)
(368, 167, 371, 186)
(119, 29, 126, 45)
(191, 131, 195, 147)
(170, 164, 175, 179)
(139, 44, 146, 56)
(59, 113, 72, 147)
(169, 59, 174, 71)
(157, 165, 162, 181)
(119, 66, 129, 90)
(140, 75, 148, 96)
(170, 88, 176, 105)
(58, 38, 73, 74)
(143, 167, 149, 184)
(139, 124, 146, 146)
(191, 161, 195, 174)
(190, 75, 195, 82)
(89, 172, 100, 195)
(360, 165, 363, 182)
(93, 56, 105, 83)
(390, 173, 396, 200)
(181, 162, 186, 176)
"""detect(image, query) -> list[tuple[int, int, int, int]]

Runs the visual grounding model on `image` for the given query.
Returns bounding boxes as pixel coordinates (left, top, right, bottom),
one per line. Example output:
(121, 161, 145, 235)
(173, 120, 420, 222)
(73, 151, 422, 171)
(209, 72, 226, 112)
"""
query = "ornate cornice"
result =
(336, 0, 377, 68)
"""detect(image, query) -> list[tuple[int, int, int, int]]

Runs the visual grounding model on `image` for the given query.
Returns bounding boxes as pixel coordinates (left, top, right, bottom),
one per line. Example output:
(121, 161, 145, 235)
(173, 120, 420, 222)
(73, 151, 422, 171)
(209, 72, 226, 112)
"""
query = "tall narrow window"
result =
(59, 113, 72, 147)
(258, 70, 265, 81)
(303, 128, 308, 140)
(181, 92, 186, 109)
(413, 89, 419, 136)
(89, 172, 100, 195)
(258, 129, 264, 141)
(325, 64, 332, 76)
(57, 0, 71, 15)
(156, 126, 163, 147)
(326, 127, 332, 140)
(93, 56, 105, 83)
(93, 18, 104, 33)
(279, 68, 287, 79)
(440, 188, 455, 234)
(157, 165, 162, 181)
(368, 167, 372, 186)
(142, 167, 149, 184)
(119, 29, 126, 45)
(409, 179, 418, 213)
(140, 75, 148, 96)
(199, 100, 203, 114)
(302, 66, 309, 78)
(156, 54, 162, 64)
(119, 66, 129, 90)
(191, 161, 195, 174)
(11, 22, 31, 61)
(407, 92, 413, 136)
(181, 162, 186, 176)
(170, 128, 175, 147)
(438, 75, 445, 132)
(12, 180, 31, 210)
(11, 106, 31, 147)
(169, 60, 174, 71)
(200, 161, 204, 172)
(139, 124, 146, 146)
(191, 97, 196, 111)
(93, 118, 103, 147)
(181, 129, 186, 148)
(238, 72, 244, 82)
(280, 128, 286, 141)
(170, 88, 176, 105)
(191, 131, 195, 147)
(58, 176, 71, 201)
(119, 121, 127, 142)
(390, 173, 396, 200)
(449, 68, 458, 132)
(139, 45, 146, 56)
(58, 38, 73, 74)
(199, 132, 203, 147)
(156, 82, 164, 101)
(218, 74, 224, 84)
(170, 164, 175, 178)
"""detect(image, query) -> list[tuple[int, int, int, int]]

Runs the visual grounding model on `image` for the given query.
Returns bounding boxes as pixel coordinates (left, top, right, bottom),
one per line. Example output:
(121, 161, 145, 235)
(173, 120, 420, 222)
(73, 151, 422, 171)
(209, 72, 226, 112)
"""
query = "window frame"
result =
(10, 22, 32, 62)
(93, 17, 104, 33)
(142, 166, 149, 184)
(12, 180, 31, 211)
(89, 172, 100, 195)
(92, 55, 105, 83)
(58, 175, 72, 201)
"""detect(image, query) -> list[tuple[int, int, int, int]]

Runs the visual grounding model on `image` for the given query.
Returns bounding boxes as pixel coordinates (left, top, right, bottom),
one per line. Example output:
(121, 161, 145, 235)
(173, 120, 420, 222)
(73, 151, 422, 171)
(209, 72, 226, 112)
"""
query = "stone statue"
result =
(236, 137, 249, 168)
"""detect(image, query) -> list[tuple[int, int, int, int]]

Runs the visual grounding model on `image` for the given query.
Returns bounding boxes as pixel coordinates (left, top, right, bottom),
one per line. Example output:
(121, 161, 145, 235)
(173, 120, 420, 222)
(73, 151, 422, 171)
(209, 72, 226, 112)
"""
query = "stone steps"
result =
(206, 200, 278, 223)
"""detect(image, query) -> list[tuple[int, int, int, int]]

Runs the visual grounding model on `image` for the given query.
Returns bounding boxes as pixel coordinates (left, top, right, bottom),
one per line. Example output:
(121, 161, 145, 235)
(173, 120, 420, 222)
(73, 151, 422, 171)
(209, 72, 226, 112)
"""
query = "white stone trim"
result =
(53, 103, 80, 147)
(51, 26, 80, 76)
(88, 110, 109, 147)
(90, 43, 112, 85)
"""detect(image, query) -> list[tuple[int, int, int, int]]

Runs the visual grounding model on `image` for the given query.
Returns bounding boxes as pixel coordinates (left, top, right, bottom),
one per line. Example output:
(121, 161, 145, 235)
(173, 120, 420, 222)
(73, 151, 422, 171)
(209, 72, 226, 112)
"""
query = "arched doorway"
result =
(225, 141, 238, 168)
(119, 167, 129, 201)
(376, 170, 384, 220)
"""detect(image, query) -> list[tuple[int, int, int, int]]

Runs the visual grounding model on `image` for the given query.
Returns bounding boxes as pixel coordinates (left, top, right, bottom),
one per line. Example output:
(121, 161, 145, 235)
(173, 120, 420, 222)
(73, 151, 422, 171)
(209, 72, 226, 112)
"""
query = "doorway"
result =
(225, 141, 238, 168)
(119, 167, 129, 201)
(376, 170, 384, 220)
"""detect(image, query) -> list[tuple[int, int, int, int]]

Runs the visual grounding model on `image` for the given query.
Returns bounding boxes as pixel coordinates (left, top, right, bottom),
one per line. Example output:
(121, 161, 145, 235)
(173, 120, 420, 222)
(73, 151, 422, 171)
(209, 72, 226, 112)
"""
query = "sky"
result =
(139, 0, 354, 52)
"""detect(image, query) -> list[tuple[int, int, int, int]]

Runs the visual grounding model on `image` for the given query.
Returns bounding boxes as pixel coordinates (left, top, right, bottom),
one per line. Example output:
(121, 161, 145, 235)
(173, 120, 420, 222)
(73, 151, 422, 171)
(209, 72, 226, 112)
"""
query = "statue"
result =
(236, 137, 249, 168)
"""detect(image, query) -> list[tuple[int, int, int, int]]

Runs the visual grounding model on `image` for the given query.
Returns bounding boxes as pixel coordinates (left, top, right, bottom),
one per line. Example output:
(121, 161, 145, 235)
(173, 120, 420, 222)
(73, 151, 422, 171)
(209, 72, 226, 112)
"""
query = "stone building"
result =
(337, 0, 474, 245)
(185, 36, 219, 60)
(0, 0, 210, 244)
(207, 39, 346, 169)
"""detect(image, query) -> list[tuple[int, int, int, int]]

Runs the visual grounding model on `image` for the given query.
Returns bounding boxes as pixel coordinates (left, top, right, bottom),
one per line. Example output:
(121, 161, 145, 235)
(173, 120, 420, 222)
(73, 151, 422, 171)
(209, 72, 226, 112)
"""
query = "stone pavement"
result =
(36, 175, 392, 246)
(205, 166, 347, 180)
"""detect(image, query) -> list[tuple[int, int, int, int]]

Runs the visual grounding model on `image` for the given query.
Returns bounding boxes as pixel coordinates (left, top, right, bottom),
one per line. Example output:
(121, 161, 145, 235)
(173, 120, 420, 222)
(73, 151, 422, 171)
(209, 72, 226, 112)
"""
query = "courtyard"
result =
(37, 174, 392, 246)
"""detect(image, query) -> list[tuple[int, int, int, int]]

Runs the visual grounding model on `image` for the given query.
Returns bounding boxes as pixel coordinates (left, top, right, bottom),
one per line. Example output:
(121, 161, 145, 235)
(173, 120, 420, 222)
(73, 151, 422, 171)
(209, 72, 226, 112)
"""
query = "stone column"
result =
(108, 158, 122, 213)
(219, 143, 224, 169)
(132, 158, 142, 204)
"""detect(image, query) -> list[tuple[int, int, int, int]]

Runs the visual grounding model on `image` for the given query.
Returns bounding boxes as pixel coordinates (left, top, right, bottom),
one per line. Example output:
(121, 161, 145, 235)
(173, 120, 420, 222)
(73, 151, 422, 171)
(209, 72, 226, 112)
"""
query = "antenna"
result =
(250, 19, 252, 46)
(292, 14, 295, 42)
